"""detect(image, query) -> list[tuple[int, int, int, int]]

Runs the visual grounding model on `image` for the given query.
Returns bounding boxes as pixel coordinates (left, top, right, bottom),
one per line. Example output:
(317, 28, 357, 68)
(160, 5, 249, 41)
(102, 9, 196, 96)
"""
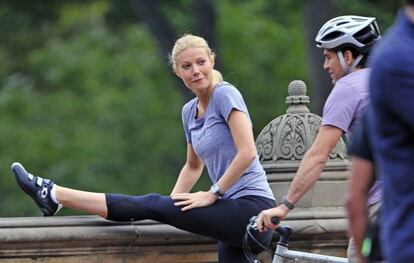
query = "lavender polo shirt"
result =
(322, 68, 381, 205)
(322, 68, 371, 138)
(182, 82, 275, 201)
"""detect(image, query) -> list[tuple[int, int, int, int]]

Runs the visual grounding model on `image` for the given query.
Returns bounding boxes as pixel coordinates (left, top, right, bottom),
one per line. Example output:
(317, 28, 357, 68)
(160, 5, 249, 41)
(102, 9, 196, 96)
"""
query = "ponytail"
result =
(212, 69, 223, 86)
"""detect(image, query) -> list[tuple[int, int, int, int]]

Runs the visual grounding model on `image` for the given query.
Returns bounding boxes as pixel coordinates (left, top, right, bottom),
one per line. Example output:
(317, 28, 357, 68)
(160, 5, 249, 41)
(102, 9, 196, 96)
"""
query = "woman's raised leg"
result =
(12, 162, 107, 217)
(55, 186, 107, 218)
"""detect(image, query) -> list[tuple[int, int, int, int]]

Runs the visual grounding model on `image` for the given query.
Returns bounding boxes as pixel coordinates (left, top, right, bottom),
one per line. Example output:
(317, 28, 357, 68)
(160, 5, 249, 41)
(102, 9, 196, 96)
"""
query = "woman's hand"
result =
(171, 191, 218, 211)
(256, 205, 289, 232)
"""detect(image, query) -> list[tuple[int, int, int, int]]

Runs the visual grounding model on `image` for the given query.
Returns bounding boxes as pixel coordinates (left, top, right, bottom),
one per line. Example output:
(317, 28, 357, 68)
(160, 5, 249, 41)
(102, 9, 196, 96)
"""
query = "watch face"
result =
(210, 184, 219, 193)
(210, 184, 223, 197)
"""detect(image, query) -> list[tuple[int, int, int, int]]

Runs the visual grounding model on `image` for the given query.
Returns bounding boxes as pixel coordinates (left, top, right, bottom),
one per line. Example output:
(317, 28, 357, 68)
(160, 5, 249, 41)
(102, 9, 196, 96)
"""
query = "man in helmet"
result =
(256, 15, 382, 262)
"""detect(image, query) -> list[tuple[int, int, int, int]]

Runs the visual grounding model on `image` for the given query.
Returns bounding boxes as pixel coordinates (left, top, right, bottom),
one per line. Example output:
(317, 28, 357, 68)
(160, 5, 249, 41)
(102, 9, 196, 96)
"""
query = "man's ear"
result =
(343, 50, 354, 67)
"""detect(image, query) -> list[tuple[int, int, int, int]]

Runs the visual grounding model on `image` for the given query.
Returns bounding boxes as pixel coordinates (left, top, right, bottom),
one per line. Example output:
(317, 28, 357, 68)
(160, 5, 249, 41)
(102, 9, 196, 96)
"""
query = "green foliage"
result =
(218, 0, 308, 135)
(0, 2, 184, 216)
(0, 0, 400, 217)
(334, 0, 401, 30)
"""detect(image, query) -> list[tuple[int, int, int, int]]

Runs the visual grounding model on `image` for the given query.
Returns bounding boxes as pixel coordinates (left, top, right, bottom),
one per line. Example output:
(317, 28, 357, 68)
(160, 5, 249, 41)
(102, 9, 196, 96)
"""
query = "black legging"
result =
(106, 193, 275, 262)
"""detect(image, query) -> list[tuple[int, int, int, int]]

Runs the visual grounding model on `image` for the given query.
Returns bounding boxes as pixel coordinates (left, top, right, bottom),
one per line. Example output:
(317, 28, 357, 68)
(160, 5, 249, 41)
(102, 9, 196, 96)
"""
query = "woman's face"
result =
(175, 47, 214, 94)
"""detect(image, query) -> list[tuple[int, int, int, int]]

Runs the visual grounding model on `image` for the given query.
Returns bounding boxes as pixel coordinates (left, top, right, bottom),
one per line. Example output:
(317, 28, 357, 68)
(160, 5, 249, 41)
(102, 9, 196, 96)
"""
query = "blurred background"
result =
(0, 0, 401, 217)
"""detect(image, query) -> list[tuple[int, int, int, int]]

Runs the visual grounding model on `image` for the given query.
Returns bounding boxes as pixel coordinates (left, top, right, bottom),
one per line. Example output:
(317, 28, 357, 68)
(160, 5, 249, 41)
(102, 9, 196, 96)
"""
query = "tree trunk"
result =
(304, 0, 337, 115)
(128, 0, 192, 99)
(193, 0, 219, 69)
(128, 0, 218, 101)
(128, 0, 176, 60)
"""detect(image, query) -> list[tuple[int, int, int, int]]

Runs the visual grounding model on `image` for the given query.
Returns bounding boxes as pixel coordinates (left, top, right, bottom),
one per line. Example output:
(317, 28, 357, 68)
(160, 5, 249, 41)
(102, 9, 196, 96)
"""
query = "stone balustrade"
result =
(0, 80, 350, 262)
(0, 216, 217, 262)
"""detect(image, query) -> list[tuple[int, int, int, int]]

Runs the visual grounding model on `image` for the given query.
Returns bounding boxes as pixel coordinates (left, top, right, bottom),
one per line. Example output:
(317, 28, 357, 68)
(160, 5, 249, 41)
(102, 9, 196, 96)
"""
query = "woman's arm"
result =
(214, 110, 257, 193)
(171, 143, 204, 195)
(171, 110, 256, 211)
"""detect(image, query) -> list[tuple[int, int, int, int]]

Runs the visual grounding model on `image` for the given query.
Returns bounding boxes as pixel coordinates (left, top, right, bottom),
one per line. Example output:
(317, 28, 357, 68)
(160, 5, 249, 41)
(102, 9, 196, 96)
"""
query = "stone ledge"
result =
(262, 160, 350, 173)
(0, 214, 348, 260)
(0, 216, 215, 258)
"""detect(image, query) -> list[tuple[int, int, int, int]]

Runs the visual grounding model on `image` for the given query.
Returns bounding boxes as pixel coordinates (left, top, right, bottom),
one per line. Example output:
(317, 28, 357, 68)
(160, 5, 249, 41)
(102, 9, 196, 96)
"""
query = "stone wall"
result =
(0, 216, 217, 263)
(255, 80, 350, 259)
(0, 214, 347, 262)
(0, 80, 350, 262)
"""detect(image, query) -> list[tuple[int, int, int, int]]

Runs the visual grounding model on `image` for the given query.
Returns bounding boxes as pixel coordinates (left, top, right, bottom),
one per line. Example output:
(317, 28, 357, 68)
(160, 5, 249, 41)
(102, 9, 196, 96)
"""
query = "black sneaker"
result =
(11, 162, 61, 216)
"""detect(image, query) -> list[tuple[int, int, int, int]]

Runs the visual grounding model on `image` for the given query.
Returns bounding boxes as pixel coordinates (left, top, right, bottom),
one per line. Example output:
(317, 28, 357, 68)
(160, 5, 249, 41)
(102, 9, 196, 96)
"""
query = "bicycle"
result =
(243, 216, 349, 263)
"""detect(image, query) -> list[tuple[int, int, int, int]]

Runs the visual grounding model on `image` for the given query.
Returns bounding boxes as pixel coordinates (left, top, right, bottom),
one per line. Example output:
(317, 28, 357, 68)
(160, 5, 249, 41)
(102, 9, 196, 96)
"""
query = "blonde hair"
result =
(169, 34, 223, 85)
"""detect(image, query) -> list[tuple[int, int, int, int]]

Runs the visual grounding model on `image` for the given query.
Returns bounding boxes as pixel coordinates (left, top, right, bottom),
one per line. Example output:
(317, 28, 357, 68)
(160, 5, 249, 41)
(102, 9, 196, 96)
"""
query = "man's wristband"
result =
(281, 195, 295, 210)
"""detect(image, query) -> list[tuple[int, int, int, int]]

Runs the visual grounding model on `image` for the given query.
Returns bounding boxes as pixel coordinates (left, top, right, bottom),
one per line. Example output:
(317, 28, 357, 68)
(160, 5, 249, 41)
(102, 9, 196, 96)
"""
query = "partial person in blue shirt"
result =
(369, 1, 414, 262)
(10, 34, 275, 263)
(346, 113, 383, 263)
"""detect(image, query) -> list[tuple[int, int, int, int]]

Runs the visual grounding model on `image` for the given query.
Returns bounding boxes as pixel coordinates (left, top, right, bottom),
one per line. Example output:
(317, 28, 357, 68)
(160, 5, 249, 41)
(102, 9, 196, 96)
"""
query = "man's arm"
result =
(257, 125, 343, 231)
(287, 125, 344, 203)
(346, 156, 375, 263)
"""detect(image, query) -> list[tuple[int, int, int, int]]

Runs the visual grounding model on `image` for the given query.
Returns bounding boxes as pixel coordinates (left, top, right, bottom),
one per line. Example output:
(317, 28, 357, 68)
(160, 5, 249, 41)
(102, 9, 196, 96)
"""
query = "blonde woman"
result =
(12, 34, 276, 262)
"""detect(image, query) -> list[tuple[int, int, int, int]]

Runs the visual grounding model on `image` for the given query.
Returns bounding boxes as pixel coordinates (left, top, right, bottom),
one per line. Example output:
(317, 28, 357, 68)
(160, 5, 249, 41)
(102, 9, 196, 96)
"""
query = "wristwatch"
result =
(281, 195, 295, 210)
(210, 183, 224, 198)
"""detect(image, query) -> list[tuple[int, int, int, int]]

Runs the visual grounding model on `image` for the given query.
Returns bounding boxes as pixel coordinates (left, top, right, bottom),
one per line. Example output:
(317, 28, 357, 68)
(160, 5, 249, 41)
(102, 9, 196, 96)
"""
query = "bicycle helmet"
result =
(315, 15, 381, 74)
(315, 15, 381, 53)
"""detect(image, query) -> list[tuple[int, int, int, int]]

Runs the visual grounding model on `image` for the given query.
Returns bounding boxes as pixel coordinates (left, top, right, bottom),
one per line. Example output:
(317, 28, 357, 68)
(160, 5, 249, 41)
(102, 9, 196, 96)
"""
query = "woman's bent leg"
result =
(105, 193, 275, 248)
(102, 193, 276, 262)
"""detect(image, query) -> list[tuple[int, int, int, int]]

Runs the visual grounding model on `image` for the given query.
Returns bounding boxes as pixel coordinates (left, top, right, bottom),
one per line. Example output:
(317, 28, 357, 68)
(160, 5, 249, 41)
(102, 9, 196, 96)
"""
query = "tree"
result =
(303, 0, 336, 115)
(127, 0, 218, 100)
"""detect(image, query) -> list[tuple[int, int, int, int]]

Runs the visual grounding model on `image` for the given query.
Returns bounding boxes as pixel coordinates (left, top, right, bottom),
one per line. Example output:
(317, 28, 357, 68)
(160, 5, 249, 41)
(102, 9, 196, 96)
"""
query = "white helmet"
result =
(315, 15, 381, 74)
(315, 15, 381, 53)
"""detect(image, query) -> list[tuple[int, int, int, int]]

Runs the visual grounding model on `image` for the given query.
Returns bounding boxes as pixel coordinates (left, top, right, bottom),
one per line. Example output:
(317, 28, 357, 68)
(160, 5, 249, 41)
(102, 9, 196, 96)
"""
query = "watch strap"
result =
(281, 195, 295, 210)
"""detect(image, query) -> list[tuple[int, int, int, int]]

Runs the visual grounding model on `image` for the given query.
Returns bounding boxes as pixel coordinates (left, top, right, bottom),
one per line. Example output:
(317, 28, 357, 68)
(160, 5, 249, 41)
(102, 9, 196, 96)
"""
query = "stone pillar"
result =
(256, 80, 349, 257)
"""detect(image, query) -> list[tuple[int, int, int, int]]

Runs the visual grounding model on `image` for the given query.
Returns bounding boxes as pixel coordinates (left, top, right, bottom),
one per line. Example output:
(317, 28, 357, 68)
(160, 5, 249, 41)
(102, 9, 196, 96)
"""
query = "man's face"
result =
(323, 49, 345, 84)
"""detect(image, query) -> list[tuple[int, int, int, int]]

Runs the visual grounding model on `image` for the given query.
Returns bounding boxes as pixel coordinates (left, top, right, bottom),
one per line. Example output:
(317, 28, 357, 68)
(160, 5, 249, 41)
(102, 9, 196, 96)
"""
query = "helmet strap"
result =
(337, 51, 364, 76)
(351, 54, 364, 69)
(337, 51, 350, 75)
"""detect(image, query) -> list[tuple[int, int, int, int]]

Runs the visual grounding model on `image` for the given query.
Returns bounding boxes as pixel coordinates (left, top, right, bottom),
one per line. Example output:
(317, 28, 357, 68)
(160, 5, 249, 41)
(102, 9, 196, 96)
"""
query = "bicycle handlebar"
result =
(247, 216, 293, 246)
(264, 217, 293, 246)
(276, 225, 293, 246)
(271, 217, 280, 225)
(248, 216, 280, 230)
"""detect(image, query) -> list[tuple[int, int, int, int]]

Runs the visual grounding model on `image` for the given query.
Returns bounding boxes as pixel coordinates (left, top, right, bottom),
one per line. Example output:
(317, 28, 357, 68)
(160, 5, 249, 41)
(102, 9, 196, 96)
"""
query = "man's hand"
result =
(171, 191, 218, 211)
(256, 205, 290, 232)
